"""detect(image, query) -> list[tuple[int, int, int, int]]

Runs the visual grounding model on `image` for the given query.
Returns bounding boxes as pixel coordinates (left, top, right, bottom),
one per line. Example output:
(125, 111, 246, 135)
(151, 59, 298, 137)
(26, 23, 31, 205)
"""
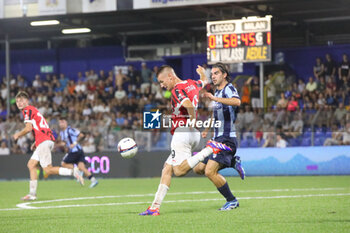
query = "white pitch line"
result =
(6, 192, 350, 211)
(11, 187, 348, 206)
(0, 187, 348, 211)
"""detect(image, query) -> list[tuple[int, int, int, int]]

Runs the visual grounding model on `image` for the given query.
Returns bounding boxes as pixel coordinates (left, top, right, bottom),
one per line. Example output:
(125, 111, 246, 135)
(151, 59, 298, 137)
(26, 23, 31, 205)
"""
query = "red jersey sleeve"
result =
(172, 86, 190, 106)
(194, 80, 205, 89)
(22, 108, 35, 124)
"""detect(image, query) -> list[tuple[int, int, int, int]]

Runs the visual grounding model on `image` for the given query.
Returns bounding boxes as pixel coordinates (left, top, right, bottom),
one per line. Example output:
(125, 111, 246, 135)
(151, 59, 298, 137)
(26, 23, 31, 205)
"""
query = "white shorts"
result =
(30, 140, 54, 168)
(166, 127, 201, 166)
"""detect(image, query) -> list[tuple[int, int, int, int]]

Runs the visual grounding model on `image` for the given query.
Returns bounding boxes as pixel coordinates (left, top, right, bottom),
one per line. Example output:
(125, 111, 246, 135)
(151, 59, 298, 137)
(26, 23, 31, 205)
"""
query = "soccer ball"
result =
(117, 137, 138, 159)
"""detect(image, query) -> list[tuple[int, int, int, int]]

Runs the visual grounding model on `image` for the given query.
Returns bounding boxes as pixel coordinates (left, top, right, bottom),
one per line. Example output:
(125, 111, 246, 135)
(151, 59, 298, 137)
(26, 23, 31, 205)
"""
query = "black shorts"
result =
(203, 136, 237, 169)
(62, 150, 86, 165)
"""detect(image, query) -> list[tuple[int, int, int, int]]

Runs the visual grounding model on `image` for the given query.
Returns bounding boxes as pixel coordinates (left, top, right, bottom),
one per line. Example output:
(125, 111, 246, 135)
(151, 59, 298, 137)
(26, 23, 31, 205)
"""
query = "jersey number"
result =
(38, 112, 49, 129)
(32, 112, 49, 130)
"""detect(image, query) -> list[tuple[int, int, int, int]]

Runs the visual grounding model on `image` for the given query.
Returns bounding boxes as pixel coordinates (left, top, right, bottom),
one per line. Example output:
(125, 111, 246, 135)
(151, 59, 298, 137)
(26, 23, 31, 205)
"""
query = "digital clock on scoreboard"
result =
(207, 16, 272, 64)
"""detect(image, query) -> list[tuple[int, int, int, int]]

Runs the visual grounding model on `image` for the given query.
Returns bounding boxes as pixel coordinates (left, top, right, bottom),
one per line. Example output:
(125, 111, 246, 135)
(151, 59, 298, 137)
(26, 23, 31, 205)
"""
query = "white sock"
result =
(29, 180, 37, 196)
(90, 177, 96, 182)
(151, 184, 169, 209)
(187, 147, 212, 168)
(58, 167, 73, 176)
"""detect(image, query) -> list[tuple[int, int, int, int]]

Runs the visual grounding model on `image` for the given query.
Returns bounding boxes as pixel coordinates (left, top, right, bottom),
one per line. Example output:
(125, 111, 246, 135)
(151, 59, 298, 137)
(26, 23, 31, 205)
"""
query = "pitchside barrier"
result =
(0, 146, 349, 180)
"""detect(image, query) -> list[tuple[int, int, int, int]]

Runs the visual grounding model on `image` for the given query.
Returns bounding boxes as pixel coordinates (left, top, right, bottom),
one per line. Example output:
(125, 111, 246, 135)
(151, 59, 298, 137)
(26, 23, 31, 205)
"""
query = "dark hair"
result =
(58, 116, 68, 121)
(156, 65, 173, 77)
(212, 62, 231, 82)
(15, 91, 29, 99)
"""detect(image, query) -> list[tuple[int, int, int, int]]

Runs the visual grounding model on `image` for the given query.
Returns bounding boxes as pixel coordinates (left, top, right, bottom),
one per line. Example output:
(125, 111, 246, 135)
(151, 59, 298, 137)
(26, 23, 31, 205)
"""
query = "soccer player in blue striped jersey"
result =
(193, 62, 245, 211)
(58, 117, 98, 188)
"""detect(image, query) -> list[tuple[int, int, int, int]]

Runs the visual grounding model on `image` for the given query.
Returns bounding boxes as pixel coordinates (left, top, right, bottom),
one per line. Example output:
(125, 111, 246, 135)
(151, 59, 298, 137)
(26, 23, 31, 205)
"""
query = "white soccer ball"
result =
(117, 137, 138, 159)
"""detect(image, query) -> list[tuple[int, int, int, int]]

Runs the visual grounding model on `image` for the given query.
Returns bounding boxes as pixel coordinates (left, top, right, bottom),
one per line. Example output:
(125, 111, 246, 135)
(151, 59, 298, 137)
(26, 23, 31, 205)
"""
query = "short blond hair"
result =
(15, 91, 29, 99)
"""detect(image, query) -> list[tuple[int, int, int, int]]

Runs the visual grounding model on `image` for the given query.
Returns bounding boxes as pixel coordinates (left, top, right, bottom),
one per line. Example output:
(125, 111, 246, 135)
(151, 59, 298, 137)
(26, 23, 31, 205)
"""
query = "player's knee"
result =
(204, 168, 215, 178)
(43, 166, 53, 175)
(173, 168, 186, 177)
(42, 167, 50, 174)
(27, 161, 36, 170)
(77, 163, 85, 170)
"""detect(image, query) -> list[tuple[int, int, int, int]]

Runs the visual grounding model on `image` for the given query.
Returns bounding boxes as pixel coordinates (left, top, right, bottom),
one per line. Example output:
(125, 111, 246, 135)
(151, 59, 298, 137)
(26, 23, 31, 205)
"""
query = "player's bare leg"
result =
(205, 160, 239, 210)
(205, 160, 226, 187)
(77, 162, 98, 188)
(140, 163, 172, 216)
(22, 159, 39, 201)
(77, 162, 91, 178)
(28, 159, 39, 181)
(192, 162, 206, 175)
(172, 140, 232, 177)
(43, 164, 84, 185)
(61, 162, 74, 169)
(159, 163, 173, 187)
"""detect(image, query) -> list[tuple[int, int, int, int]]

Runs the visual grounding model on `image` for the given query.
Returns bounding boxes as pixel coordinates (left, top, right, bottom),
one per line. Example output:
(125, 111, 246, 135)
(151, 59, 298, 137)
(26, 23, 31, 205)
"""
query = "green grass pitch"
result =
(0, 176, 349, 233)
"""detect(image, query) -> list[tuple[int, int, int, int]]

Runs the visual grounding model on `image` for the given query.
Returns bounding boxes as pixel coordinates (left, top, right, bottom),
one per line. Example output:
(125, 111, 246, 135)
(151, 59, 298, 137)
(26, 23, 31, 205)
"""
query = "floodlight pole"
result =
(259, 62, 264, 110)
(5, 34, 10, 120)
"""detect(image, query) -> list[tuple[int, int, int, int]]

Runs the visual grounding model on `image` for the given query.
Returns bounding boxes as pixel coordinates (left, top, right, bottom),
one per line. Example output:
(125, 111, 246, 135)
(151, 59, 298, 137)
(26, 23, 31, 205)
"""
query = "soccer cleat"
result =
(234, 156, 245, 180)
(206, 140, 232, 154)
(139, 207, 160, 216)
(21, 194, 37, 201)
(73, 167, 85, 186)
(89, 180, 99, 188)
(219, 199, 239, 211)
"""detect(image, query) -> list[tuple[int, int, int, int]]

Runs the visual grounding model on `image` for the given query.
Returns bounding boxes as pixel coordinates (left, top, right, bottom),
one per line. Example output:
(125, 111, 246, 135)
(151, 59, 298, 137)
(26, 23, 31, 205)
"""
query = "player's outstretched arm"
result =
(70, 132, 85, 149)
(13, 122, 32, 140)
(204, 92, 241, 106)
(196, 65, 208, 87)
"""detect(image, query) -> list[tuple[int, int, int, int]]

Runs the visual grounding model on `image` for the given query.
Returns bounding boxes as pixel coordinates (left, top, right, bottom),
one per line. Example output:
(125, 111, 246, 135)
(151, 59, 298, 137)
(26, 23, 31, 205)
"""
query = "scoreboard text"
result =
(207, 16, 272, 64)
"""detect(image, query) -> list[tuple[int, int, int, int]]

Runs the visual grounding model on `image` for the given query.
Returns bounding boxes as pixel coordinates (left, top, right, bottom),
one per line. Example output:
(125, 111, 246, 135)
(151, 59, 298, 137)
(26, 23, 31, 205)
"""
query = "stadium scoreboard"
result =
(207, 16, 272, 64)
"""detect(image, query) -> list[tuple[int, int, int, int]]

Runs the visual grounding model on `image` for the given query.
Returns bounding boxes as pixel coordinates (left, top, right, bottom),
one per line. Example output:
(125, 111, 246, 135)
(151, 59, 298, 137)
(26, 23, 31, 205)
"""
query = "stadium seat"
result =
(315, 131, 324, 137)
(304, 127, 311, 132)
(300, 138, 311, 146)
(289, 138, 300, 147)
(249, 139, 259, 147)
(303, 131, 312, 138)
(314, 137, 324, 146)
(259, 138, 265, 147)
(240, 139, 249, 148)
(325, 131, 332, 138)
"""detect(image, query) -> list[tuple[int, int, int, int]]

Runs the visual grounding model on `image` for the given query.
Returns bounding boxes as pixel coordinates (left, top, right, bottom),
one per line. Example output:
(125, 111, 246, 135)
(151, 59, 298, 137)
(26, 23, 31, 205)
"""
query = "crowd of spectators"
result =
(0, 63, 171, 154)
(0, 54, 349, 155)
(236, 53, 350, 148)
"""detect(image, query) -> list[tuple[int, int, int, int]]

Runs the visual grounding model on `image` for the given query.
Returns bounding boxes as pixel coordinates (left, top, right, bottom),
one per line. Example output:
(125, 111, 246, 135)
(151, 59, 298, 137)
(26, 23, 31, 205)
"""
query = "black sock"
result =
(217, 182, 235, 202)
(88, 175, 93, 180)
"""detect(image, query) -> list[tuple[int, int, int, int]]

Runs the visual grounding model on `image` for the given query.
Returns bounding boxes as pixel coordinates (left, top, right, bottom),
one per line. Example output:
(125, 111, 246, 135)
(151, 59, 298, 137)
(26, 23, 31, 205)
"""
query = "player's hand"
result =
(30, 143, 36, 151)
(196, 65, 205, 76)
(69, 144, 75, 149)
(13, 133, 19, 141)
(201, 131, 208, 138)
(204, 92, 216, 101)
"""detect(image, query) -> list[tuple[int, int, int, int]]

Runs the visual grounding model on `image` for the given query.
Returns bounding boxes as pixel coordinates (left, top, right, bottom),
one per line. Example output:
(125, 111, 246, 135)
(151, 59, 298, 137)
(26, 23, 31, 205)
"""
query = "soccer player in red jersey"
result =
(140, 65, 232, 216)
(13, 91, 83, 201)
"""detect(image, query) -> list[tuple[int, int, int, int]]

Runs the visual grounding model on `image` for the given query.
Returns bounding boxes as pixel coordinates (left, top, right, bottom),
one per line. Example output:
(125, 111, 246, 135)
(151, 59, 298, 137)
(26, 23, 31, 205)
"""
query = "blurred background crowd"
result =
(0, 53, 350, 155)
